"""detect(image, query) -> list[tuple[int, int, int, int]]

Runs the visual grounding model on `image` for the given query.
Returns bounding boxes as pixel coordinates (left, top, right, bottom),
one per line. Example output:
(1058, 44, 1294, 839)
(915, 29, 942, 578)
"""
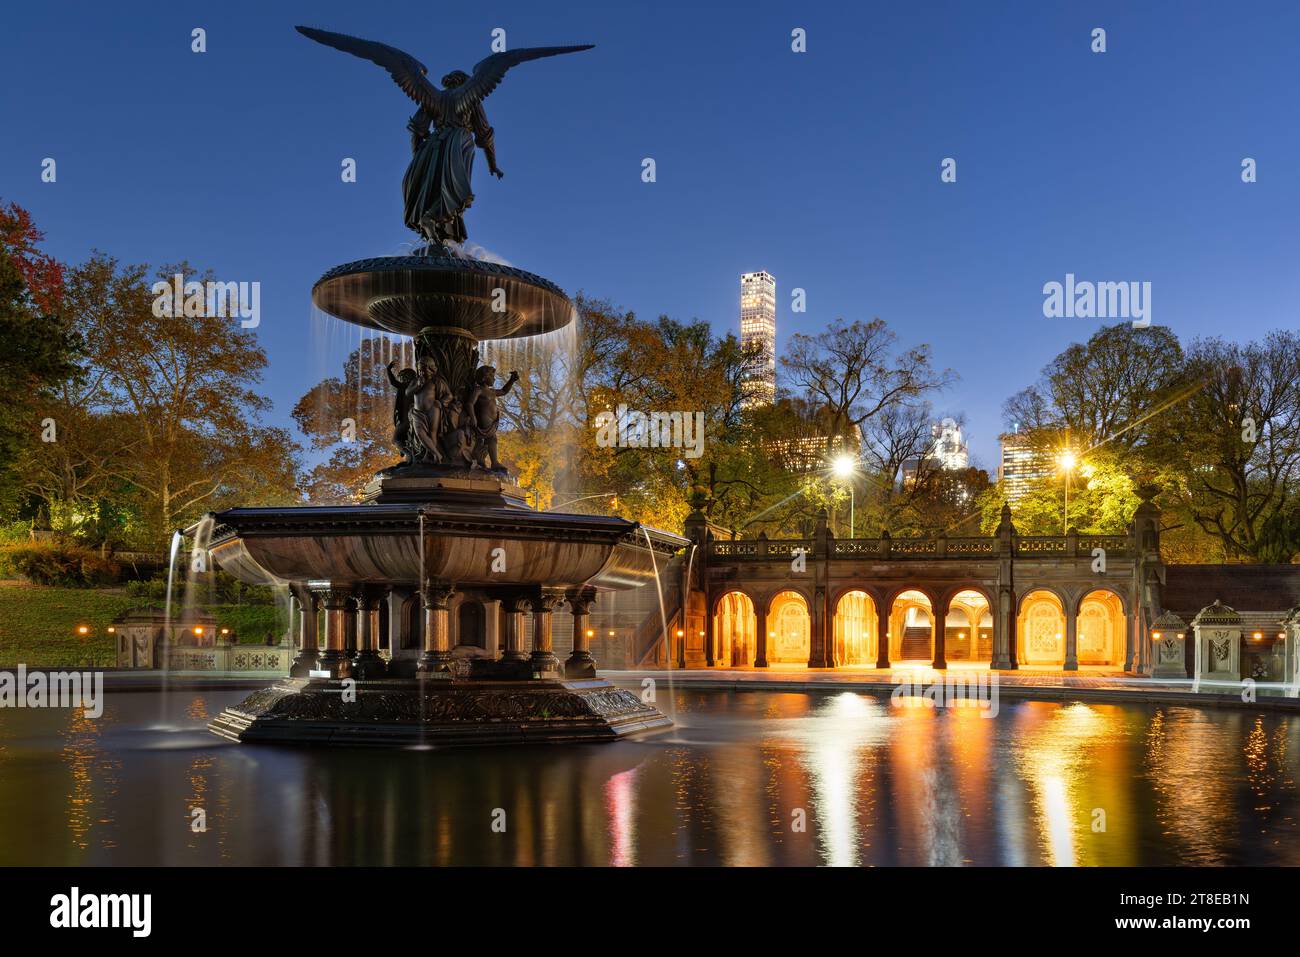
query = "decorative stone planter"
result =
(1150, 610, 1187, 678)
(1192, 600, 1241, 683)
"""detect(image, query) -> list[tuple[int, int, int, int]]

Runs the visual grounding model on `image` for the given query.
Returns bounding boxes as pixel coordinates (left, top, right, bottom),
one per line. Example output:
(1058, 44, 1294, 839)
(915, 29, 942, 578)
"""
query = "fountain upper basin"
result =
(311, 255, 578, 340)
(205, 500, 685, 592)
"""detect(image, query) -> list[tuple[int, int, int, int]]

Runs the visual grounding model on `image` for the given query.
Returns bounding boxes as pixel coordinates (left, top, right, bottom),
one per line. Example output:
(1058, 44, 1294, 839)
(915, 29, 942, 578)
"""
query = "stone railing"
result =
(710, 531, 1133, 561)
(164, 645, 290, 674)
(711, 540, 811, 559)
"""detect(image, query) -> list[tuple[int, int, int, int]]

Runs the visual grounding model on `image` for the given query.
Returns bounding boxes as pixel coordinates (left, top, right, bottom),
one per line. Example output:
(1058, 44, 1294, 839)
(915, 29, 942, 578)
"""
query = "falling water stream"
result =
(641, 527, 676, 723)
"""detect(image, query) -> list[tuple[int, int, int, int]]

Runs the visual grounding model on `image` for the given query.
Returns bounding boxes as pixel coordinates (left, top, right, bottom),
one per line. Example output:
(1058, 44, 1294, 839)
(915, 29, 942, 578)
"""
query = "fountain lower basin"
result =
(202, 251, 682, 748)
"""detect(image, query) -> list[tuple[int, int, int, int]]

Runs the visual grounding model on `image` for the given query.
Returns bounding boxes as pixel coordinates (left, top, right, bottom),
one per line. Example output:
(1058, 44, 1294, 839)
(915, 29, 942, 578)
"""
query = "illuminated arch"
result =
(712, 591, 756, 667)
(1017, 589, 1066, 666)
(833, 589, 878, 666)
(944, 588, 992, 662)
(1076, 589, 1126, 667)
(767, 590, 811, 664)
(888, 589, 934, 662)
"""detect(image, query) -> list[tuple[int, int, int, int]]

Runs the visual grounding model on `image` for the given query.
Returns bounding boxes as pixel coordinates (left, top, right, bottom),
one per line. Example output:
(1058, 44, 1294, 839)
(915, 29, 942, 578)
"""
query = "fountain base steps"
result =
(207, 675, 671, 748)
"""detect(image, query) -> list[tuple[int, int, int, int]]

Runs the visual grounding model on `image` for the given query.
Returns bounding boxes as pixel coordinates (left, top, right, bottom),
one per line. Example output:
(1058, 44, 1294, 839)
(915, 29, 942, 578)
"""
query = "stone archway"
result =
(1017, 590, 1066, 667)
(889, 590, 934, 662)
(1077, 589, 1125, 667)
(833, 590, 878, 666)
(768, 590, 811, 665)
(943, 589, 992, 663)
(712, 591, 756, 667)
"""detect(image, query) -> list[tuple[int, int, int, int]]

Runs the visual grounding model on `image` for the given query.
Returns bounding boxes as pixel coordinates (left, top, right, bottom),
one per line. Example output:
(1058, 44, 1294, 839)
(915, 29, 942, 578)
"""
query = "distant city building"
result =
(903, 417, 971, 486)
(930, 418, 969, 471)
(998, 428, 1056, 502)
(739, 270, 776, 407)
(766, 432, 857, 474)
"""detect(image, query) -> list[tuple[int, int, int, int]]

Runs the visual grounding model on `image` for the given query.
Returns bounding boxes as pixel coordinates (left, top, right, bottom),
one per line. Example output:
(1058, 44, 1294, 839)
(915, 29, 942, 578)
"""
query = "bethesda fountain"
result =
(204, 26, 682, 747)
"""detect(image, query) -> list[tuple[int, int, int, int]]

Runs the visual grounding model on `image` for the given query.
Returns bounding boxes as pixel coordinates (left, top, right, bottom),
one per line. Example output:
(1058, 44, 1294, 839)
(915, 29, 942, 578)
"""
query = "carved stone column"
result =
(932, 593, 948, 669)
(499, 595, 529, 662)
(754, 600, 769, 668)
(529, 591, 565, 673)
(808, 585, 833, 668)
(417, 582, 454, 673)
(353, 586, 389, 679)
(1063, 600, 1079, 671)
(289, 586, 320, 677)
(319, 587, 354, 677)
(875, 604, 890, 669)
(565, 588, 598, 678)
(482, 599, 501, 658)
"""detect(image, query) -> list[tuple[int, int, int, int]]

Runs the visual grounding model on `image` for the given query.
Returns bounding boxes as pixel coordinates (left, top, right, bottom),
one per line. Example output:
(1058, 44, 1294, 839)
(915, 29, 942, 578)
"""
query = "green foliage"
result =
(215, 603, 288, 644)
(0, 543, 122, 586)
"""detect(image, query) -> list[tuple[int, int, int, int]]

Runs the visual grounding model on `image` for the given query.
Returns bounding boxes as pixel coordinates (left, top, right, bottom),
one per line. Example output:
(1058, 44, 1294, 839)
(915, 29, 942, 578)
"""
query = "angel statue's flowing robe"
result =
(403, 100, 496, 247)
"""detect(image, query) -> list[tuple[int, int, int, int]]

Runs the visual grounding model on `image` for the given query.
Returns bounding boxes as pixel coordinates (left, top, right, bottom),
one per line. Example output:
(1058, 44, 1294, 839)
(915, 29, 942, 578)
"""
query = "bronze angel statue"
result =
(296, 26, 592, 249)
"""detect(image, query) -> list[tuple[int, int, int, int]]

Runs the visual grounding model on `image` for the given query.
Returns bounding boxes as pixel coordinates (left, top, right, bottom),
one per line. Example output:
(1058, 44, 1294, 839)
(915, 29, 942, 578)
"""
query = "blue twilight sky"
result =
(3, 0, 1299, 468)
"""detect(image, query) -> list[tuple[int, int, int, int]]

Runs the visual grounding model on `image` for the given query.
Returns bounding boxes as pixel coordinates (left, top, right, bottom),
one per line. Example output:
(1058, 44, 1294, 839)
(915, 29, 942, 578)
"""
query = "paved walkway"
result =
(602, 665, 1300, 711)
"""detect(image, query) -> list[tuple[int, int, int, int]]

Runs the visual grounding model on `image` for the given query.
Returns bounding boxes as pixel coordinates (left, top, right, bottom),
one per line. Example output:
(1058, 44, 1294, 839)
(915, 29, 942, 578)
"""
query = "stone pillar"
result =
(1192, 600, 1242, 683)
(1063, 601, 1079, 671)
(565, 588, 598, 679)
(482, 599, 501, 659)
(528, 592, 564, 673)
(704, 594, 715, 668)
(991, 503, 1018, 670)
(1150, 611, 1188, 678)
(344, 593, 359, 661)
(875, 602, 890, 669)
(931, 594, 947, 669)
(417, 582, 454, 674)
(353, 586, 388, 679)
(499, 595, 529, 662)
(754, 600, 769, 668)
(289, 587, 320, 677)
(1284, 608, 1300, 688)
(318, 588, 353, 677)
(809, 585, 832, 668)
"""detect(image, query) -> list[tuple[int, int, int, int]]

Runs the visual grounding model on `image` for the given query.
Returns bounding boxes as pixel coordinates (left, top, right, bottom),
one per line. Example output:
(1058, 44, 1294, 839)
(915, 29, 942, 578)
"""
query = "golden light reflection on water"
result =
(1009, 702, 1138, 866)
(0, 688, 1297, 865)
(61, 708, 121, 852)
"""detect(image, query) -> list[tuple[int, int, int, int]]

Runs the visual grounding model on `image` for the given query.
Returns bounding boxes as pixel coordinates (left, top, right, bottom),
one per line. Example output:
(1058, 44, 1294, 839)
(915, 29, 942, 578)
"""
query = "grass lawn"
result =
(0, 582, 288, 668)
(0, 582, 138, 667)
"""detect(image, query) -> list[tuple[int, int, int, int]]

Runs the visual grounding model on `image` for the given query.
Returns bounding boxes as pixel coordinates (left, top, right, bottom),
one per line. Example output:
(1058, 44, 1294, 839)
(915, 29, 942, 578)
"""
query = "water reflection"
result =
(0, 687, 1294, 866)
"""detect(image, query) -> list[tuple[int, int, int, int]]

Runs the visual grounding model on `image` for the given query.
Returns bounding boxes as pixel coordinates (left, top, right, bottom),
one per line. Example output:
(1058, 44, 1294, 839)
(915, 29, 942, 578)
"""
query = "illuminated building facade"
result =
(739, 270, 776, 407)
(998, 429, 1056, 502)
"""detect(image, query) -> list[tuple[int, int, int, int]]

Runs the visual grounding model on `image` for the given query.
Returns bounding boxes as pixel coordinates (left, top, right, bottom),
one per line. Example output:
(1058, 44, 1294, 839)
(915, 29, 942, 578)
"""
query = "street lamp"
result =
(832, 454, 856, 538)
(1057, 451, 1077, 534)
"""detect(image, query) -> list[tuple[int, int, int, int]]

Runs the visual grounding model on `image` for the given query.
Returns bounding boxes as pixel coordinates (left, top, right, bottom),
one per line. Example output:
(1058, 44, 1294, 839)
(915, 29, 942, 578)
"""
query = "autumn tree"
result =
(0, 202, 79, 516)
(781, 317, 952, 458)
(293, 336, 405, 501)
(75, 256, 298, 544)
(1165, 332, 1300, 561)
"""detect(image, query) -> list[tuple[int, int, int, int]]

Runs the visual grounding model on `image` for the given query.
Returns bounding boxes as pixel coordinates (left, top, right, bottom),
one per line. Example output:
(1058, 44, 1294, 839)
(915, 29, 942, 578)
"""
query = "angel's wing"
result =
(296, 25, 447, 117)
(452, 45, 595, 110)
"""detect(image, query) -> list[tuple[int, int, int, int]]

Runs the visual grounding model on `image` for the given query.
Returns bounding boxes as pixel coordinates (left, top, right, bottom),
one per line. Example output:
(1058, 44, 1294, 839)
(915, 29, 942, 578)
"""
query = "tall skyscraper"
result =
(739, 271, 776, 406)
(998, 429, 1056, 502)
(931, 418, 970, 471)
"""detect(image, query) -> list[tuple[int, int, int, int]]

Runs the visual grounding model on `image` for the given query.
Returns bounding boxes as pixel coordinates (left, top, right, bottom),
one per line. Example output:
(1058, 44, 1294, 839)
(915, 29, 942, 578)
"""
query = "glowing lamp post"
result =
(832, 454, 857, 538)
(1057, 451, 1077, 534)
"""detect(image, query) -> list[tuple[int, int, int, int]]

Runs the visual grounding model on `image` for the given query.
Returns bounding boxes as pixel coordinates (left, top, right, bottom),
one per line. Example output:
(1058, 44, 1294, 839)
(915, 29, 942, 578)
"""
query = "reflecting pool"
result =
(0, 686, 1295, 865)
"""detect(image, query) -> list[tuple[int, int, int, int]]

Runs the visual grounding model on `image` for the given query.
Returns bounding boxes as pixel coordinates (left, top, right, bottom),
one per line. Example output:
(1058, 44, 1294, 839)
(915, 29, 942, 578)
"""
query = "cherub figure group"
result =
(386, 356, 519, 471)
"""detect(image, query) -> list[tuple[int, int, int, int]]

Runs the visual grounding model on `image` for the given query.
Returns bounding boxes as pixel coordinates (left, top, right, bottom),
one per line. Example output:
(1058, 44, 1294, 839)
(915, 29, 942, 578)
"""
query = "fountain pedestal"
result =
(204, 252, 683, 749)
(209, 675, 670, 747)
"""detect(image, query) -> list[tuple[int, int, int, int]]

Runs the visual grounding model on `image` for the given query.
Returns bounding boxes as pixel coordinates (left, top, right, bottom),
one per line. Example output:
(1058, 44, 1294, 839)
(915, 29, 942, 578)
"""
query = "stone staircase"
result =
(899, 626, 932, 660)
